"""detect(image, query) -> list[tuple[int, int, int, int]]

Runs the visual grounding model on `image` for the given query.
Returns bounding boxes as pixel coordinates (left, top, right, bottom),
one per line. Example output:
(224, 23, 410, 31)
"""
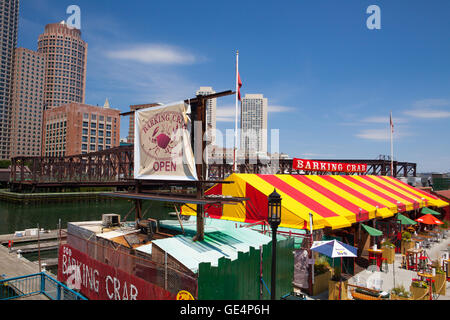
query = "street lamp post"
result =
(268, 189, 282, 300)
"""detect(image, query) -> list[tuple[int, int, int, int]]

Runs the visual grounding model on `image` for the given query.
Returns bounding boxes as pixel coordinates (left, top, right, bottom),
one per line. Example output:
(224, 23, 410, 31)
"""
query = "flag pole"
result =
(233, 50, 239, 172)
(390, 111, 394, 177)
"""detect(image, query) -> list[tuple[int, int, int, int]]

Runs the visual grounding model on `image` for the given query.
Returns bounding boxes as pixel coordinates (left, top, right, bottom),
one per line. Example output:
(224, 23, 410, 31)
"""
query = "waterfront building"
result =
(42, 102, 120, 157)
(0, 0, 19, 159)
(240, 93, 268, 154)
(127, 103, 161, 144)
(196, 87, 217, 145)
(38, 21, 88, 109)
(10, 48, 46, 157)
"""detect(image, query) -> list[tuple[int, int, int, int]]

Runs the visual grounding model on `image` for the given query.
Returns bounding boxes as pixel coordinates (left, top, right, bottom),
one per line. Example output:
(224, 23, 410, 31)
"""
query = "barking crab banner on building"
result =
(134, 102, 198, 181)
(293, 158, 367, 173)
(57, 244, 176, 300)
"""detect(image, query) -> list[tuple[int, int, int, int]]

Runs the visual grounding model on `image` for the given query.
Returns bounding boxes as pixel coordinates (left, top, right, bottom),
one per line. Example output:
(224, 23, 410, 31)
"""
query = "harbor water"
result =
(0, 198, 177, 273)
(0, 198, 176, 235)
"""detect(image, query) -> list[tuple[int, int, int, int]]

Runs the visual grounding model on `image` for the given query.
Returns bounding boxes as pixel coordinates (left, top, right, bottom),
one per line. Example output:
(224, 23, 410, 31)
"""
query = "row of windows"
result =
(82, 136, 112, 144)
(82, 144, 111, 152)
(82, 128, 112, 137)
(82, 121, 113, 129)
(46, 121, 67, 130)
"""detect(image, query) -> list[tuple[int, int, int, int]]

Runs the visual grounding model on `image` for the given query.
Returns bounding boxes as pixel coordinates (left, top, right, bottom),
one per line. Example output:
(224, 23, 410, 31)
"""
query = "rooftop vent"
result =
(102, 214, 121, 228)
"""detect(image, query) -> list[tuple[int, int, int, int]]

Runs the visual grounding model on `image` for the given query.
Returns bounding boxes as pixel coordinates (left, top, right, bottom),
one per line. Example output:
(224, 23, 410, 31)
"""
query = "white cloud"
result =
(404, 109, 450, 119)
(301, 153, 336, 158)
(216, 104, 294, 123)
(356, 129, 390, 141)
(412, 99, 450, 108)
(270, 105, 296, 113)
(106, 44, 197, 65)
(355, 127, 411, 141)
(361, 116, 407, 124)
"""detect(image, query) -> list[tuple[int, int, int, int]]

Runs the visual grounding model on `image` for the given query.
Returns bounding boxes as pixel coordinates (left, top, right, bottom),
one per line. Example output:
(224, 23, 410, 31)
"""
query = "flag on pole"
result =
(237, 72, 243, 101)
(390, 112, 394, 133)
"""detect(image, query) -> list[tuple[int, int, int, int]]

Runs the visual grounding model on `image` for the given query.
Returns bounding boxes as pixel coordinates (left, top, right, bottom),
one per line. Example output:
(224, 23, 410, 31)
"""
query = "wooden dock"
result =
(11, 240, 64, 254)
(0, 229, 66, 245)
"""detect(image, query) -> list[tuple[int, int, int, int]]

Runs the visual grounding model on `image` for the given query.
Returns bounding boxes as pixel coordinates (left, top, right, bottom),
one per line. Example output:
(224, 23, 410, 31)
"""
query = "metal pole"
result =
(271, 224, 277, 300)
(37, 224, 41, 273)
(390, 111, 394, 177)
(233, 50, 239, 172)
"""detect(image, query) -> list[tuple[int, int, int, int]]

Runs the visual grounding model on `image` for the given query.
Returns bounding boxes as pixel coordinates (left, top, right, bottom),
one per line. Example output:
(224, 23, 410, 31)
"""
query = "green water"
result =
(0, 198, 177, 274)
(0, 199, 175, 235)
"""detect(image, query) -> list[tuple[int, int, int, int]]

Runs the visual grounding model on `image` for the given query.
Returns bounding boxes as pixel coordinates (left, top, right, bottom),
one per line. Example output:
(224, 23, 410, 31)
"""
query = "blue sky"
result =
(18, 0, 450, 172)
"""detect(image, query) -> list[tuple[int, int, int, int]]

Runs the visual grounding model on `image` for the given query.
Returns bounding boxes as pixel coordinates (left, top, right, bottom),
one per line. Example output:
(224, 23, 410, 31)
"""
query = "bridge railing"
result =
(10, 146, 134, 184)
(0, 272, 87, 300)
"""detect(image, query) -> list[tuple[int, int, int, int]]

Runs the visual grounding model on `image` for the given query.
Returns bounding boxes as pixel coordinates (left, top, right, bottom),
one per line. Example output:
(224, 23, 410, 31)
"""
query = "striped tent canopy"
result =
(181, 174, 449, 231)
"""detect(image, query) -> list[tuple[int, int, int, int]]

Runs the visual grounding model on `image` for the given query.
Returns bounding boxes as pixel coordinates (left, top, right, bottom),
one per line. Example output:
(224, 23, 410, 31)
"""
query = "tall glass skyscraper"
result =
(0, 0, 19, 159)
(196, 86, 217, 145)
(240, 94, 268, 154)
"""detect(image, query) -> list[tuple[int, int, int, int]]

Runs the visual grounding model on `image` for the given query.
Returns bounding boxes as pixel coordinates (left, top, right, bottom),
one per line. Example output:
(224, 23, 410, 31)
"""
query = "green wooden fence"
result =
(197, 238, 295, 300)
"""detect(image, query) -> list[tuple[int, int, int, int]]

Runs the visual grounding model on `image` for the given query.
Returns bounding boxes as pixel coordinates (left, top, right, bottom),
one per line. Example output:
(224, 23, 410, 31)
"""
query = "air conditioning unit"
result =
(102, 214, 121, 228)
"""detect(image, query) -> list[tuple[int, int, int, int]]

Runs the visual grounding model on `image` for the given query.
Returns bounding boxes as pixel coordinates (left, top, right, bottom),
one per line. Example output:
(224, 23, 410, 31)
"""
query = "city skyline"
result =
(15, 0, 450, 172)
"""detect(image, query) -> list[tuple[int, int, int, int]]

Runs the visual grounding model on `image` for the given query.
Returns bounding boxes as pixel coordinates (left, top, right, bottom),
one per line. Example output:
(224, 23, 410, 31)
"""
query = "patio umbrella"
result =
(415, 214, 444, 225)
(311, 239, 357, 258)
(421, 207, 441, 216)
(311, 240, 357, 300)
(361, 224, 383, 237)
(397, 213, 417, 225)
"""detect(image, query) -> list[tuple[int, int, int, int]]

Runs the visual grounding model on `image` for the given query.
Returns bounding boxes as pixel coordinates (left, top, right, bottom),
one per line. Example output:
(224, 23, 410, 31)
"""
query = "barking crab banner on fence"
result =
(134, 102, 198, 181)
(57, 244, 176, 300)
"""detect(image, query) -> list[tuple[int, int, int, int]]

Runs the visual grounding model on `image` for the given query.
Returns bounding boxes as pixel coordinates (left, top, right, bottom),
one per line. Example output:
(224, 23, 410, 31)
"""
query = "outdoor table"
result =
(417, 234, 433, 239)
(368, 248, 383, 271)
(417, 272, 434, 300)
(406, 248, 423, 271)
(444, 260, 450, 281)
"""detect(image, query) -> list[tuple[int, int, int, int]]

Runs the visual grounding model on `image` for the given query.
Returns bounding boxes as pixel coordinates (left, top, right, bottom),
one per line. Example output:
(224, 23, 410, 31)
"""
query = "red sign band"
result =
(293, 158, 367, 173)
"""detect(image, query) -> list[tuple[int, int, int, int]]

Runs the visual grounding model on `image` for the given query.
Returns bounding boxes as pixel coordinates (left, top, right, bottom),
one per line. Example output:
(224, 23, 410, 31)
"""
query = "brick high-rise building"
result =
(42, 102, 120, 157)
(0, 0, 19, 159)
(38, 21, 87, 109)
(10, 48, 45, 157)
(127, 103, 161, 144)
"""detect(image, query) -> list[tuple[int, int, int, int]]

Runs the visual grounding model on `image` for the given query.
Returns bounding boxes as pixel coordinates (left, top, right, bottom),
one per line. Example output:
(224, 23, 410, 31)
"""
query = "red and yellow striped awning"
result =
(181, 174, 448, 230)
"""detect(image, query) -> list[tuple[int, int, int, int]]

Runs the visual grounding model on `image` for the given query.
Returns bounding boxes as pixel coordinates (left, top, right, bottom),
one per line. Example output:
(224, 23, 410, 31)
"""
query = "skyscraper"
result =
(240, 94, 268, 154)
(0, 0, 19, 159)
(196, 86, 216, 145)
(10, 48, 45, 157)
(38, 21, 88, 109)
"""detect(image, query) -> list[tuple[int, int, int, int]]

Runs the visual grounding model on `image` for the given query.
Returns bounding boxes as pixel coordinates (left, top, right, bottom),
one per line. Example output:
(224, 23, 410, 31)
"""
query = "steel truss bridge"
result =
(10, 146, 417, 192)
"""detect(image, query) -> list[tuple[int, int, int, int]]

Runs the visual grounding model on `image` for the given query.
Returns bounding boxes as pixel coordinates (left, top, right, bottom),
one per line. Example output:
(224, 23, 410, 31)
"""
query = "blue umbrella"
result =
(311, 239, 358, 300)
(311, 240, 357, 258)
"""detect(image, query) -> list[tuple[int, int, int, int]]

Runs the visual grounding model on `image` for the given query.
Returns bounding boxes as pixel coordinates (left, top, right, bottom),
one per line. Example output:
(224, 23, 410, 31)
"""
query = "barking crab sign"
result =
(134, 102, 198, 181)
